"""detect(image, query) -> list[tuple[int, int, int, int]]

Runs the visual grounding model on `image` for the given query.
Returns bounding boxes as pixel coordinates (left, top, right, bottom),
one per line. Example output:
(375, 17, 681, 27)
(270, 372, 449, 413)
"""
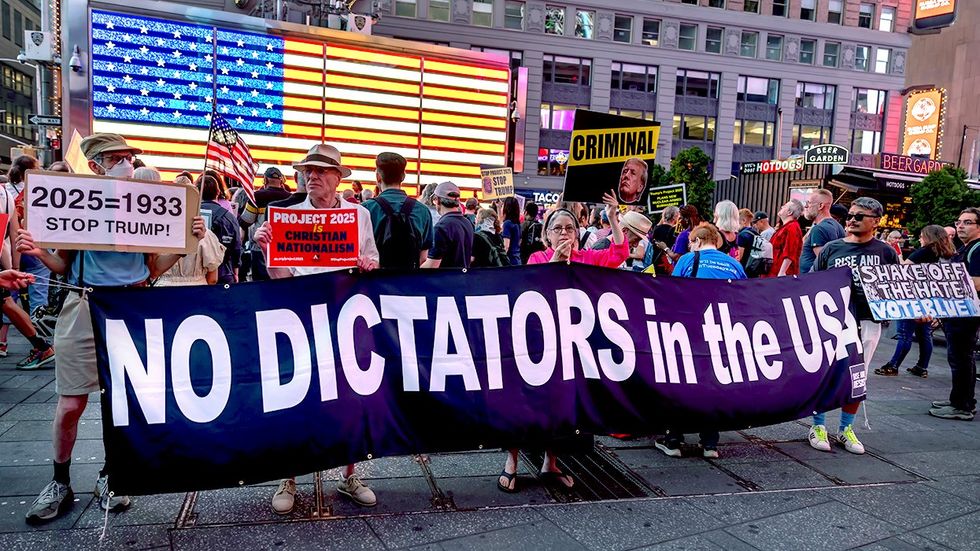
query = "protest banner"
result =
(90, 266, 864, 494)
(24, 171, 199, 254)
(266, 207, 360, 269)
(564, 110, 660, 205)
(480, 166, 515, 200)
(858, 262, 980, 321)
(647, 184, 686, 214)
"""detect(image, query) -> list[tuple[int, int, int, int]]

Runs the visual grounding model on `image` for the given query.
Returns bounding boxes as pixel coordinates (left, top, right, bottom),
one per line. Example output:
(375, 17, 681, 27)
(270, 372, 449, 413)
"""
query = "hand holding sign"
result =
(266, 207, 360, 269)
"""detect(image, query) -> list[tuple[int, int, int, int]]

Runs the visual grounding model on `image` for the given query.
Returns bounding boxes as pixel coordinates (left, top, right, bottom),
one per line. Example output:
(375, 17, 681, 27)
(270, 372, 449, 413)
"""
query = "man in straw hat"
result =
(17, 133, 206, 523)
(254, 144, 380, 514)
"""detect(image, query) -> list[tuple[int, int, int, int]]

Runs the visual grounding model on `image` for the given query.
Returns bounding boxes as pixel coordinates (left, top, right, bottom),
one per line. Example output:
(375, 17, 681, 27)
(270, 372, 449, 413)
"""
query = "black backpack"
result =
(520, 221, 545, 264)
(372, 196, 424, 269)
(473, 231, 509, 267)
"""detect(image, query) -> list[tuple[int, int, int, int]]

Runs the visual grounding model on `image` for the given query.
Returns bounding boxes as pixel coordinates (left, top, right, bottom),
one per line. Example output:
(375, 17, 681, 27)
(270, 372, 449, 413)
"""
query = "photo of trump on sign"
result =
(618, 157, 649, 205)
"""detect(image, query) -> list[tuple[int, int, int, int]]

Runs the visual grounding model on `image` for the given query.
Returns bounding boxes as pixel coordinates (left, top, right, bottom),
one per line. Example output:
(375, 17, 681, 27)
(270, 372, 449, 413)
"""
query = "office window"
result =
(678, 23, 697, 51)
(472, 0, 493, 27)
(859, 3, 874, 28)
(855, 45, 870, 71)
(611, 62, 657, 93)
(737, 76, 779, 104)
(796, 82, 836, 110)
(799, 39, 816, 65)
(613, 15, 632, 43)
(744, 1, 760, 14)
(538, 148, 570, 176)
(504, 1, 525, 30)
(880, 6, 896, 32)
(800, 0, 816, 21)
(1, 2, 10, 41)
(874, 48, 891, 74)
(851, 129, 882, 154)
(740, 31, 758, 58)
(681, 0, 698, 4)
(735, 120, 776, 147)
(13, 10, 22, 46)
(543, 54, 592, 85)
(539, 103, 578, 130)
(793, 125, 830, 150)
(609, 108, 655, 121)
(705, 27, 723, 54)
(575, 10, 595, 39)
(429, 0, 449, 21)
(765, 35, 783, 61)
(676, 115, 717, 142)
(676, 69, 721, 99)
(853, 88, 886, 115)
(545, 6, 565, 35)
(823, 43, 840, 68)
(828, 0, 843, 24)
(642, 19, 660, 47)
(708, 0, 726, 7)
(772, 0, 788, 17)
(394, 0, 416, 17)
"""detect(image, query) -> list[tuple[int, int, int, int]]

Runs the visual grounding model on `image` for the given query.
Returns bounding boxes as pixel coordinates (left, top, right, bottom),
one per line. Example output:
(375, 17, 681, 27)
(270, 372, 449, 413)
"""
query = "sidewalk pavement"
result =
(0, 328, 976, 550)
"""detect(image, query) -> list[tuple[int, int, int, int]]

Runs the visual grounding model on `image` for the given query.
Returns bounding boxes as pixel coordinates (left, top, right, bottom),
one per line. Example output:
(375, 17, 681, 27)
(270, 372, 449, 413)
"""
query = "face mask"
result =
(101, 158, 135, 178)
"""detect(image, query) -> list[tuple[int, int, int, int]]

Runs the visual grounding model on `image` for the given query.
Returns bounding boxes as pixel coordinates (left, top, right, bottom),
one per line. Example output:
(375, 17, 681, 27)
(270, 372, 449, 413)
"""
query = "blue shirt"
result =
(800, 218, 845, 273)
(501, 219, 522, 266)
(69, 251, 150, 286)
(673, 248, 747, 280)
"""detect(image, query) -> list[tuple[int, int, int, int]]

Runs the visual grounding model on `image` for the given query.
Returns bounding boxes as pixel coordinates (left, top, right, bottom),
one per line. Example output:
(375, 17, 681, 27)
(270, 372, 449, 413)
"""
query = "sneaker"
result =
(16, 347, 55, 370)
(928, 406, 975, 421)
(931, 400, 977, 414)
(906, 365, 928, 378)
(654, 438, 682, 458)
(702, 447, 719, 459)
(271, 479, 296, 515)
(807, 425, 832, 452)
(95, 475, 131, 512)
(873, 363, 898, 376)
(0, 342, 7, 358)
(835, 425, 865, 454)
(25, 480, 73, 523)
(337, 475, 376, 507)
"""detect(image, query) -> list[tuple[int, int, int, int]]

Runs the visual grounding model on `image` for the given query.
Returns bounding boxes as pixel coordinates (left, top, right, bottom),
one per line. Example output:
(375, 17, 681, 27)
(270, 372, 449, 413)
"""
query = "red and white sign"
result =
(266, 207, 360, 269)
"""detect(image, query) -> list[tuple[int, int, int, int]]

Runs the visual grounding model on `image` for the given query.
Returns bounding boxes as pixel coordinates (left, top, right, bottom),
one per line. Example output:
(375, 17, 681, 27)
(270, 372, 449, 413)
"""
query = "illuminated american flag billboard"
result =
(89, 9, 510, 192)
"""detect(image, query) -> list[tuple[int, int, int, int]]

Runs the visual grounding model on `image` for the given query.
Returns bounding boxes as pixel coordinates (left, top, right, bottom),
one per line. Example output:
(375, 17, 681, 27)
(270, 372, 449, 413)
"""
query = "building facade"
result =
(0, 0, 40, 164)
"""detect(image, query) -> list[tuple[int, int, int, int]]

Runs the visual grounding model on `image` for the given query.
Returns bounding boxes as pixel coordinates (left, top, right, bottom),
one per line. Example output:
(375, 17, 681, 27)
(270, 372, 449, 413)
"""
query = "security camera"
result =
(16, 52, 27, 63)
(68, 45, 82, 73)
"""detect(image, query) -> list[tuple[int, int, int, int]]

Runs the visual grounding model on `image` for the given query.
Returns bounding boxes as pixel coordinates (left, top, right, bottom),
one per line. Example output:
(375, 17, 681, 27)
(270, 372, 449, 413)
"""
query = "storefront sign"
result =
(480, 166, 515, 200)
(804, 145, 850, 165)
(913, 0, 957, 31)
(740, 157, 805, 175)
(902, 89, 945, 159)
(878, 153, 952, 175)
(516, 189, 561, 209)
(877, 178, 912, 193)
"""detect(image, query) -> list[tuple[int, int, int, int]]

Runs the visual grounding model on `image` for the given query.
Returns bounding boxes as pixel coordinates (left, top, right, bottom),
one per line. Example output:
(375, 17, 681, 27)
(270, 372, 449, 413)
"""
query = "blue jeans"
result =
(22, 258, 50, 313)
(888, 319, 933, 369)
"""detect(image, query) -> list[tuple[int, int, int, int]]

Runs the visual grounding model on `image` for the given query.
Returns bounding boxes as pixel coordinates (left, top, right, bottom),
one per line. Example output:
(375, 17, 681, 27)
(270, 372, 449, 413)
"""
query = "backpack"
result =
(473, 231, 509, 267)
(520, 221, 545, 264)
(743, 229, 774, 278)
(372, 196, 424, 269)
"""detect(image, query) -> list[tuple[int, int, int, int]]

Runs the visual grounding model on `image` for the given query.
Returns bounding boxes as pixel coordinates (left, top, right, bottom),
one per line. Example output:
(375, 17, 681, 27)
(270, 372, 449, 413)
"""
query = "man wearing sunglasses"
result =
(810, 197, 899, 455)
(930, 207, 980, 421)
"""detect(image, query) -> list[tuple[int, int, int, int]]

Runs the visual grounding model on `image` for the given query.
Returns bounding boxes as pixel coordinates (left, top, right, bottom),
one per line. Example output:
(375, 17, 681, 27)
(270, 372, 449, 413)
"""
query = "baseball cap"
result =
(752, 211, 768, 223)
(264, 167, 284, 179)
(434, 181, 461, 200)
(830, 203, 849, 218)
(79, 133, 142, 160)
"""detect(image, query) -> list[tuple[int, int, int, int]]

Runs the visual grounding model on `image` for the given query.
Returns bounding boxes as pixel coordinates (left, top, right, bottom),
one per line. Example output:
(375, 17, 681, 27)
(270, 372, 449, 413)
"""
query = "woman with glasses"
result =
(497, 191, 628, 494)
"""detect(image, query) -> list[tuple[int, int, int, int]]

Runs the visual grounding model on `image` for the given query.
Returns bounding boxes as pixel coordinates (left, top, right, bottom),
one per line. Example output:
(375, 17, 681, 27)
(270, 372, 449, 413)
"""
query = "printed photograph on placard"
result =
(563, 110, 660, 205)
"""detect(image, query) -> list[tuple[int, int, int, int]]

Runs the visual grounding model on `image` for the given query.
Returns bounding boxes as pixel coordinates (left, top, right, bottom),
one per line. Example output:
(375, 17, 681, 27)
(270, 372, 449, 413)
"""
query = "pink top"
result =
(528, 239, 630, 268)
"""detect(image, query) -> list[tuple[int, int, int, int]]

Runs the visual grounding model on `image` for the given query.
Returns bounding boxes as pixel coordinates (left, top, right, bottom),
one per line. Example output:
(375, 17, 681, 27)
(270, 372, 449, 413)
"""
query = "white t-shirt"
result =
(284, 195, 380, 278)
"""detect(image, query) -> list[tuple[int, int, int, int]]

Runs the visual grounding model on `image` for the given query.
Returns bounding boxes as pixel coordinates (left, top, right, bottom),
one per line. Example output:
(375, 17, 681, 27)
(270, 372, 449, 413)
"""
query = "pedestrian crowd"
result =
(4, 135, 977, 523)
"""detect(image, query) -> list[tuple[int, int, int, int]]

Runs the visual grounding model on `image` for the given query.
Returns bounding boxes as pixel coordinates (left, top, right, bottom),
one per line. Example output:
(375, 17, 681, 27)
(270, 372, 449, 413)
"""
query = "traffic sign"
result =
(29, 115, 61, 126)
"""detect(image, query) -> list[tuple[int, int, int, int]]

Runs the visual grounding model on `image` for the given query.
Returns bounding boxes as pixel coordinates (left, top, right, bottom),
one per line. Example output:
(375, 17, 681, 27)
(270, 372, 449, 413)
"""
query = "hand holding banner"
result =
(859, 262, 980, 320)
(24, 170, 199, 254)
(266, 207, 360, 268)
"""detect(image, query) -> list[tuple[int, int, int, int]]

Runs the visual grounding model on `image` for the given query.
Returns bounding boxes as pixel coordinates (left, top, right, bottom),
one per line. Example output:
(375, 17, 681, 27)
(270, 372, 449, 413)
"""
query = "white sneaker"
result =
(271, 479, 296, 515)
(95, 475, 131, 512)
(337, 474, 376, 507)
(807, 425, 832, 452)
(836, 425, 865, 454)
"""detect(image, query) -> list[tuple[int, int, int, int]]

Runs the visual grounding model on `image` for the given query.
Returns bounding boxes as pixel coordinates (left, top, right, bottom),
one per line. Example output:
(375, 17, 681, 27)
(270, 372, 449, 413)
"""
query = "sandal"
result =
(874, 365, 898, 376)
(906, 366, 928, 378)
(496, 470, 518, 493)
(539, 471, 574, 489)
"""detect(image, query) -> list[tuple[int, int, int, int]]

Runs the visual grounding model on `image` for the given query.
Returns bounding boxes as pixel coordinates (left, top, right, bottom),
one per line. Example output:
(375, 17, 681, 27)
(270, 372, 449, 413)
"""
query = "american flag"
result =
(90, 9, 511, 192)
(206, 113, 257, 203)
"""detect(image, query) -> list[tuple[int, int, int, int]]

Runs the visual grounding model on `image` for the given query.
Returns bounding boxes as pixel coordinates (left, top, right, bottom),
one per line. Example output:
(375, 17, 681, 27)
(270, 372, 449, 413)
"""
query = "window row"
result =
(1, 1, 39, 47)
(1, 65, 33, 97)
(1, 101, 32, 140)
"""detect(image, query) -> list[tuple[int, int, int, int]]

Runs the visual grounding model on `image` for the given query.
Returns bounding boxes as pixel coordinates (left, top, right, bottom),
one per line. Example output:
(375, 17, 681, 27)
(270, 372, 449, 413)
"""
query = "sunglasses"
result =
(845, 213, 877, 222)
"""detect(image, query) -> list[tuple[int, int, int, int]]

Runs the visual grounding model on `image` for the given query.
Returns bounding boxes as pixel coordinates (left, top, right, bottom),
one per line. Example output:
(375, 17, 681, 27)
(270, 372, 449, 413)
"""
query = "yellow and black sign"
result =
(563, 110, 662, 205)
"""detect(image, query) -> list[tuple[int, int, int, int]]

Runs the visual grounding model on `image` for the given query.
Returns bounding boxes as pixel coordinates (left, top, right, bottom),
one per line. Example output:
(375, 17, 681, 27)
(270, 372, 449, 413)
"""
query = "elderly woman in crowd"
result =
(498, 191, 627, 493)
(768, 199, 804, 277)
(713, 200, 741, 259)
(153, 175, 226, 286)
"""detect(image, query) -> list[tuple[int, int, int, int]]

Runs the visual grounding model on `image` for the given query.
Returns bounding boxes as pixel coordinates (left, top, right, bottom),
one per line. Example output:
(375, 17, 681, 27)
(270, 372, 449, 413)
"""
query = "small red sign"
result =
(266, 207, 359, 269)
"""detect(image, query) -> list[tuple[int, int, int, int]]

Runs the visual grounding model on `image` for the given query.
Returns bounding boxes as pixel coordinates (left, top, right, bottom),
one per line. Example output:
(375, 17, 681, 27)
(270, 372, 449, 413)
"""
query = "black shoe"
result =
(906, 365, 928, 378)
(874, 363, 898, 376)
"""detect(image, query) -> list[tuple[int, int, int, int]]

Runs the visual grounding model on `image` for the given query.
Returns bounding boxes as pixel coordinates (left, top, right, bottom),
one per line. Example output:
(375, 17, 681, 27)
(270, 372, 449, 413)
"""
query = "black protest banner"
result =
(858, 262, 980, 320)
(563, 110, 661, 205)
(647, 184, 686, 214)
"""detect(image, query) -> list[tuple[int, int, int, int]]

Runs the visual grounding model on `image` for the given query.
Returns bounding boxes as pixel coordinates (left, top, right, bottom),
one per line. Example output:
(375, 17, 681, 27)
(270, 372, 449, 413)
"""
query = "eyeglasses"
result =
(954, 220, 978, 227)
(549, 225, 577, 234)
(100, 152, 134, 166)
(845, 213, 877, 222)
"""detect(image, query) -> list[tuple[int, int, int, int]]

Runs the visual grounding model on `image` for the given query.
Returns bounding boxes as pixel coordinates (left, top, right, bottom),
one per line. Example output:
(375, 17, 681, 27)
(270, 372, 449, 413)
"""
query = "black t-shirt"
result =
(817, 238, 900, 321)
(907, 246, 940, 265)
(652, 224, 676, 249)
(953, 239, 980, 277)
(429, 212, 474, 269)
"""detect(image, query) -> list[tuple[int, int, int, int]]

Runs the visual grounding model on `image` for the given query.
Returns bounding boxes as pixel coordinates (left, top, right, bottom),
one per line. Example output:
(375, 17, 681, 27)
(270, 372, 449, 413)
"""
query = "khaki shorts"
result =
(54, 292, 99, 396)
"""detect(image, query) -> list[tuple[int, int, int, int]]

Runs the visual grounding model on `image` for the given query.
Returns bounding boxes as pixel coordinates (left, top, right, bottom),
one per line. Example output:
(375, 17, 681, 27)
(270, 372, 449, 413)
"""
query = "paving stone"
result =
(596, 435, 658, 449)
(193, 484, 317, 525)
(708, 442, 786, 464)
(0, 440, 106, 467)
(859, 429, 980, 453)
(609, 448, 704, 470)
(737, 421, 808, 442)
(74, 491, 185, 529)
(923, 475, 980, 504)
(803, 455, 921, 485)
(172, 519, 384, 550)
(724, 501, 902, 551)
(0, 421, 15, 438)
(437, 519, 587, 551)
(634, 464, 747, 496)
(0, 390, 37, 403)
(22, 390, 57, 404)
(325, 475, 435, 517)
(0, 402, 101, 422)
(685, 489, 833, 525)
(0, 493, 91, 534)
(0, 419, 104, 442)
(720, 460, 835, 491)
(634, 533, 728, 550)
(322, 455, 423, 480)
(366, 507, 543, 548)
(914, 511, 980, 551)
(426, 451, 533, 478)
(538, 499, 725, 551)
(0, 523, 171, 550)
(774, 441, 849, 462)
(0, 463, 102, 497)
(436, 475, 554, 509)
(886, 451, 980, 477)
(824, 483, 976, 530)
